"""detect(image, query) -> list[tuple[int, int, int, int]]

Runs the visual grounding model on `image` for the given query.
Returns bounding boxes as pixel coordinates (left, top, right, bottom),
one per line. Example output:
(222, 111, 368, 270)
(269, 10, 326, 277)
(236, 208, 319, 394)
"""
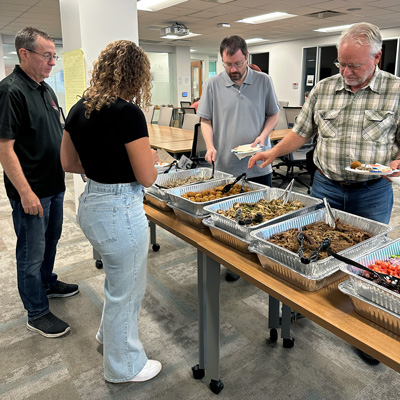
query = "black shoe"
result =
(27, 312, 70, 338)
(46, 280, 79, 298)
(356, 349, 380, 365)
(225, 270, 240, 282)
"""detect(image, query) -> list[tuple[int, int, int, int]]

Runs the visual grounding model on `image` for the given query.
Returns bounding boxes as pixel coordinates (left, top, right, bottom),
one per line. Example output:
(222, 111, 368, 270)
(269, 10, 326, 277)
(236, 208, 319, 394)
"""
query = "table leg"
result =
(268, 295, 280, 342)
(149, 220, 160, 252)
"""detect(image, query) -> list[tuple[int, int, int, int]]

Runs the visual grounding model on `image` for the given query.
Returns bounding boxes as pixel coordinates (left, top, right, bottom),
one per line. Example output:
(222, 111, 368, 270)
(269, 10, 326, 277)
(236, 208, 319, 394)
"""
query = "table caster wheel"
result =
(152, 243, 160, 252)
(283, 338, 295, 348)
(210, 379, 224, 394)
(269, 328, 278, 343)
(95, 260, 103, 269)
(192, 364, 205, 380)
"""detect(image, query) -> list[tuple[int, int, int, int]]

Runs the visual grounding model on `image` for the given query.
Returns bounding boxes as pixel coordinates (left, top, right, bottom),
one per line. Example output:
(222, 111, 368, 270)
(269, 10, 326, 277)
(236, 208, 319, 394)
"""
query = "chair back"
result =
(279, 100, 289, 107)
(274, 109, 289, 130)
(190, 123, 207, 161)
(182, 113, 200, 130)
(284, 106, 302, 128)
(180, 101, 191, 108)
(157, 106, 173, 126)
(142, 105, 155, 123)
(181, 106, 196, 115)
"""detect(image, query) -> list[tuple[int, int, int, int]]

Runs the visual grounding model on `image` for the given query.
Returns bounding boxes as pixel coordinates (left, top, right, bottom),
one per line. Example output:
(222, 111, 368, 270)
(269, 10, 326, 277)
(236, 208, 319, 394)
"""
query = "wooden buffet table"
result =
(144, 204, 400, 394)
(147, 123, 193, 154)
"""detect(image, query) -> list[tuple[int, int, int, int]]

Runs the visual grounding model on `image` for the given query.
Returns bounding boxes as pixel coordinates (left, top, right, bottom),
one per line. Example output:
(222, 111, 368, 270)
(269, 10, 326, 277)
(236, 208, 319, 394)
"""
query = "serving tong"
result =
(323, 197, 336, 228)
(221, 173, 247, 194)
(163, 160, 178, 174)
(277, 179, 294, 204)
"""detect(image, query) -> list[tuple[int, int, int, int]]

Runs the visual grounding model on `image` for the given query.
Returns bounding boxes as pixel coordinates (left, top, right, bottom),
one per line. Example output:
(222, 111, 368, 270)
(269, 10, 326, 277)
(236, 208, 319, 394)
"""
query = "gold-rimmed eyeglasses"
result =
(26, 48, 59, 62)
(222, 60, 246, 69)
(333, 59, 368, 70)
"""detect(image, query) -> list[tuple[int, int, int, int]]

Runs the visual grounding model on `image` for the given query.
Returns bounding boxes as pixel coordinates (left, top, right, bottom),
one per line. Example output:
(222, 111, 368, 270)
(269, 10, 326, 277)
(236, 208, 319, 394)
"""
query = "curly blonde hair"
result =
(83, 40, 152, 118)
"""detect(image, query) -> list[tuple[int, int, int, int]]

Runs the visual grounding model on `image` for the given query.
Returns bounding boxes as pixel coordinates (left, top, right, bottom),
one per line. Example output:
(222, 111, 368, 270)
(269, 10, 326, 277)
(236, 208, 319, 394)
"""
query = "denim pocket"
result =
(78, 206, 118, 245)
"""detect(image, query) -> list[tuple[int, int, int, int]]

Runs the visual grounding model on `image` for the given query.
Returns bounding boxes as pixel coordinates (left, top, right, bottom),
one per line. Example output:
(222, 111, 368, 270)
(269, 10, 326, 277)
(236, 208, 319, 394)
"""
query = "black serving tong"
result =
(315, 238, 400, 289)
(297, 232, 326, 264)
(164, 160, 178, 174)
(221, 173, 247, 194)
(211, 161, 215, 179)
(155, 183, 168, 190)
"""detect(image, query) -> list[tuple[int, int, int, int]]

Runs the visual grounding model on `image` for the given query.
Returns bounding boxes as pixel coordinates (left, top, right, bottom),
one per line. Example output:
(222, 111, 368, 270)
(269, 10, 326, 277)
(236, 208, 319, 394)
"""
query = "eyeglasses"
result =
(222, 60, 246, 69)
(26, 49, 59, 62)
(333, 59, 367, 70)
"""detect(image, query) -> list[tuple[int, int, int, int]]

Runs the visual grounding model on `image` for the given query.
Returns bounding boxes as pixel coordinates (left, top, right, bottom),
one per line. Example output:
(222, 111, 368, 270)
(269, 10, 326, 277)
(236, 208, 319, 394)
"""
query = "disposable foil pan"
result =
(147, 168, 232, 201)
(340, 238, 400, 315)
(166, 179, 267, 216)
(203, 217, 251, 253)
(203, 188, 322, 242)
(144, 192, 173, 211)
(168, 203, 209, 229)
(249, 244, 347, 291)
(249, 208, 392, 278)
(339, 281, 400, 336)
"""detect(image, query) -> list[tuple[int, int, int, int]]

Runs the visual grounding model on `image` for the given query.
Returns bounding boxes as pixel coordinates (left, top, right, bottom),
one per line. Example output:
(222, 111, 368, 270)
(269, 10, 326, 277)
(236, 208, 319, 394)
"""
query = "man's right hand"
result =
(21, 191, 44, 217)
(248, 149, 277, 169)
(205, 148, 217, 165)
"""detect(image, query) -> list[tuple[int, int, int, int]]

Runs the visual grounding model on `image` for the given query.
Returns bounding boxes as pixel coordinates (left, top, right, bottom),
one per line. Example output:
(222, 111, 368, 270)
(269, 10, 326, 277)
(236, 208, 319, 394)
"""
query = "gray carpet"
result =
(1, 169, 400, 400)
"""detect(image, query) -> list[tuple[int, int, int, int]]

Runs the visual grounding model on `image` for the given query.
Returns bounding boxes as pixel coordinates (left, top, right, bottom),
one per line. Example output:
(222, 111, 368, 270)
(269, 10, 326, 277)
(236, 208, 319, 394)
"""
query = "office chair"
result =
(274, 109, 289, 130)
(181, 106, 196, 115)
(190, 123, 208, 166)
(157, 106, 173, 126)
(278, 100, 289, 107)
(142, 105, 155, 123)
(180, 101, 191, 108)
(181, 113, 200, 130)
(284, 106, 302, 129)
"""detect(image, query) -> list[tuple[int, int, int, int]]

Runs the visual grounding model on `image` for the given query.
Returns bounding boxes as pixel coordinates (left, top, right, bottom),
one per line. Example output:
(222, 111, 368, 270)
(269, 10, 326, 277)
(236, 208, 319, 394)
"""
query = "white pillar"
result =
(0, 34, 6, 80)
(173, 46, 191, 106)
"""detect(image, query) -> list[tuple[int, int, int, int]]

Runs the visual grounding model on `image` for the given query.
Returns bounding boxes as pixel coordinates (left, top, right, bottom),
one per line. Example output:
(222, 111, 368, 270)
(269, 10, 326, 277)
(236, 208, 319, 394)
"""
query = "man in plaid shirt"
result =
(249, 22, 400, 224)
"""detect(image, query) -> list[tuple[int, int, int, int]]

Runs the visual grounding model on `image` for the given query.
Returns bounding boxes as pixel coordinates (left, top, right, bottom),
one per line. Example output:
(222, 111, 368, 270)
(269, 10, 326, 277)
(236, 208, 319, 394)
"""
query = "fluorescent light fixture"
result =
(314, 24, 353, 33)
(190, 49, 197, 52)
(137, 0, 188, 12)
(237, 12, 296, 25)
(245, 38, 269, 44)
(217, 23, 230, 28)
(161, 32, 201, 39)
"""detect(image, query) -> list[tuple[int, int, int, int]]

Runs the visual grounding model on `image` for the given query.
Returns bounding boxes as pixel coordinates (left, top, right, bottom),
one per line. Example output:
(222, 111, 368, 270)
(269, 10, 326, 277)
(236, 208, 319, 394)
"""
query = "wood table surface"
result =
(144, 203, 400, 373)
(147, 123, 193, 154)
(270, 128, 292, 141)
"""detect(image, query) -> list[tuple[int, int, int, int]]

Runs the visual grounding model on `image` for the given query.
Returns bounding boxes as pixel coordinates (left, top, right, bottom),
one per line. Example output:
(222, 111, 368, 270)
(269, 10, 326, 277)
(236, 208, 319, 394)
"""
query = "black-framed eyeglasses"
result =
(222, 60, 246, 69)
(26, 48, 59, 62)
(333, 59, 367, 70)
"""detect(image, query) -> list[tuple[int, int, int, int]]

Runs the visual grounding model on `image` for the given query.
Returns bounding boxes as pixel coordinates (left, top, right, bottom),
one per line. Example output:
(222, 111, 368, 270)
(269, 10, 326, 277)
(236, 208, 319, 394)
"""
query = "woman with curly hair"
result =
(60, 40, 161, 383)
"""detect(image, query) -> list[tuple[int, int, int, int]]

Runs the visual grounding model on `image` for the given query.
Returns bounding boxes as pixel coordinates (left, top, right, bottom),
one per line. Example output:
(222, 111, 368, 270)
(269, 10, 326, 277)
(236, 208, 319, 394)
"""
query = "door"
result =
(191, 60, 202, 101)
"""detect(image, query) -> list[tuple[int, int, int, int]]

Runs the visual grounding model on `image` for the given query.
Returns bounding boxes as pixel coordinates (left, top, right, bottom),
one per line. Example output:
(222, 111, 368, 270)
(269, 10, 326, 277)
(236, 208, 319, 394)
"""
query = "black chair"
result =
(180, 101, 191, 108)
(190, 123, 208, 166)
(181, 106, 196, 115)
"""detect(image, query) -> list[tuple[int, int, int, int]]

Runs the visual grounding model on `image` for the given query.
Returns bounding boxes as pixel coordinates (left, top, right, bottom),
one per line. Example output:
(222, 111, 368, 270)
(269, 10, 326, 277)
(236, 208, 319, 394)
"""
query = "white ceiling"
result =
(1, 0, 400, 54)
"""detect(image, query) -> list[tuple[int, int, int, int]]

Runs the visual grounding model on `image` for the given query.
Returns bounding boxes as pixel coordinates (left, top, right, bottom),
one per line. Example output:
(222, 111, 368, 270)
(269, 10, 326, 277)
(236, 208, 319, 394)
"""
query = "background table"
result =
(148, 123, 193, 155)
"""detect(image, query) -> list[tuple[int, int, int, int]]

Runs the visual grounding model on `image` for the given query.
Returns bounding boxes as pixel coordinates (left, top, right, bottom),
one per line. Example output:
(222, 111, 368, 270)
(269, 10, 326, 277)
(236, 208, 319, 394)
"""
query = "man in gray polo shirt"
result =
(197, 35, 279, 281)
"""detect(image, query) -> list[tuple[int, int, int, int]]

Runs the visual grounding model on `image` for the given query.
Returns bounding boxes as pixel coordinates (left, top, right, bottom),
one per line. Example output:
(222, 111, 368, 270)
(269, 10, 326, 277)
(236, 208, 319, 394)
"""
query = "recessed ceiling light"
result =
(217, 23, 230, 28)
(137, 0, 188, 12)
(236, 12, 297, 25)
(161, 32, 201, 39)
(314, 24, 353, 33)
(245, 38, 269, 44)
(190, 49, 197, 52)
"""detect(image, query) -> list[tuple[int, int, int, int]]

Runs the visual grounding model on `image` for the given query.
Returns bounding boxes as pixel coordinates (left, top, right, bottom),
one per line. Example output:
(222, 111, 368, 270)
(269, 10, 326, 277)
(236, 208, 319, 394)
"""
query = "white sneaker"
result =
(130, 360, 162, 382)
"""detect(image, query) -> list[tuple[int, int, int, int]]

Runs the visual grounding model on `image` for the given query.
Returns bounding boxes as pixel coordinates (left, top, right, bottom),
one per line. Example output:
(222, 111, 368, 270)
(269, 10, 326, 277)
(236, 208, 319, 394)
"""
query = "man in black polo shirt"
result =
(0, 27, 79, 338)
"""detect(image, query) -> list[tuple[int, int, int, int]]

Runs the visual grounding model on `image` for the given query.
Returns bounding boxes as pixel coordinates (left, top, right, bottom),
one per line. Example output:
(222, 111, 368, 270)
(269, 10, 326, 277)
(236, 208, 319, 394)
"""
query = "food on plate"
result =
(350, 160, 362, 169)
(181, 184, 252, 202)
(217, 198, 304, 226)
(267, 218, 371, 260)
(155, 161, 169, 168)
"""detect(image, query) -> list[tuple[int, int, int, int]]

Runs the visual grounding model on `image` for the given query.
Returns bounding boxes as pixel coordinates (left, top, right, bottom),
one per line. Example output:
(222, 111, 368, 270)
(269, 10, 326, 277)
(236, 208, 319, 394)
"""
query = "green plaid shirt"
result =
(294, 68, 400, 182)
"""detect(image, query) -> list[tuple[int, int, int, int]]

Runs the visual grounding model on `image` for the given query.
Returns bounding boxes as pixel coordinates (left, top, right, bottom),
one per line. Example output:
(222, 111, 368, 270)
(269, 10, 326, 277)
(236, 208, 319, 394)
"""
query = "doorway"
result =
(191, 60, 202, 102)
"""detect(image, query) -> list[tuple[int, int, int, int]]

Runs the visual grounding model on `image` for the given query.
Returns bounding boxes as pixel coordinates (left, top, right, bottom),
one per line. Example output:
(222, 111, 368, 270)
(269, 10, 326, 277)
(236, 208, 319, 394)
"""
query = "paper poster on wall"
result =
(62, 49, 86, 113)
(306, 75, 314, 86)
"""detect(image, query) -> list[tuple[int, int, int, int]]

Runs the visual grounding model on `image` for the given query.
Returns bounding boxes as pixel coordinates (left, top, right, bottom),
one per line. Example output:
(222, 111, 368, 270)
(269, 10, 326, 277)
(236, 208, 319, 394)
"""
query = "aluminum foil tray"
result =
(166, 179, 267, 216)
(147, 168, 232, 201)
(249, 208, 392, 278)
(339, 280, 400, 336)
(203, 188, 322, 241)
(249, 244, 347, 291)
(203, 217, 251, 253)
(144, 192, 172, 211)
(168, 203, 209, 229)
(340, 238, 400, 315)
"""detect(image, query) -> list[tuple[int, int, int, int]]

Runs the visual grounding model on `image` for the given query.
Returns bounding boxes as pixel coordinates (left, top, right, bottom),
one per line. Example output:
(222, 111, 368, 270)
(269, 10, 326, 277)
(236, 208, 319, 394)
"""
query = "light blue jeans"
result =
(311, 170, 393, 224)
(78, 179, 149, 382)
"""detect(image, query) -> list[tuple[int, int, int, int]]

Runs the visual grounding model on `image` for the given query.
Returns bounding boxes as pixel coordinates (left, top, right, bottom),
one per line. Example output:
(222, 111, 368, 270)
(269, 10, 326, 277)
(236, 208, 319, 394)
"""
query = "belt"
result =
(316, 168, 380, 188)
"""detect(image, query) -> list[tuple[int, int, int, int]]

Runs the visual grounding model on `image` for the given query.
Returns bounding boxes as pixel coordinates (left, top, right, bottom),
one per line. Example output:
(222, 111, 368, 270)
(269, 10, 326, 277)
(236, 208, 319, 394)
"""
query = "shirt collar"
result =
(222, 65, 253, 87)
(14, 65, 47, 91)
(336, 66, 381, 93)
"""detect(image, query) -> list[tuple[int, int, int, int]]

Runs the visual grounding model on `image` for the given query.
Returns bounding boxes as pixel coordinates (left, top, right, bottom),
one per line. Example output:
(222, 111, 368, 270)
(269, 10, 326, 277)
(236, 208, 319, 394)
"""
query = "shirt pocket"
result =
(362, 110, 395, 143)
(316, 109, 341, 138)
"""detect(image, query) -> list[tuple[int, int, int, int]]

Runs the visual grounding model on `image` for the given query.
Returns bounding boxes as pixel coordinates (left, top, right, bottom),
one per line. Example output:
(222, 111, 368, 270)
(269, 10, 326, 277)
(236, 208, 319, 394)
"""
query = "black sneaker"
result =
(46, 280, 79, 298)
(27, 312, 70, 338)
(225, 269, 240, 282)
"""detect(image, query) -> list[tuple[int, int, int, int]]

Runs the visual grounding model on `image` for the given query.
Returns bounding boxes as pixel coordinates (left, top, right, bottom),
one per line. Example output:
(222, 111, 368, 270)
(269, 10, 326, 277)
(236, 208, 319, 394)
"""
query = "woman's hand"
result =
(152, 149, 159, 164)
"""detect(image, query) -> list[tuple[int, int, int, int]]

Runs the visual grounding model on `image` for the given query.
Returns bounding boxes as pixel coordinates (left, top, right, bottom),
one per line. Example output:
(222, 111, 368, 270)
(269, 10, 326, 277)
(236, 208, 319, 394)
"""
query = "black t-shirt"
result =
(0, 66, 65, 200)
(65, 97, 148, 183)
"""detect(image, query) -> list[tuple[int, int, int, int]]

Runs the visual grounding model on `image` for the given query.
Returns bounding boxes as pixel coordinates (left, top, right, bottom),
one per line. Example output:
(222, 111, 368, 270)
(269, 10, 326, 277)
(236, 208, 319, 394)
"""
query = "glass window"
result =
(209, 61, 216, 78)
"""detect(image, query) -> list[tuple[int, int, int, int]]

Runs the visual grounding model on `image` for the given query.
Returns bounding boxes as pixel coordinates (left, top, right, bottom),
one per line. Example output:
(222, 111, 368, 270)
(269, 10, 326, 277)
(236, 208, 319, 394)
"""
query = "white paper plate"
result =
(345, 165, 399, 176)
(155, 162, 170, 169)
(232, 144, 263, 160)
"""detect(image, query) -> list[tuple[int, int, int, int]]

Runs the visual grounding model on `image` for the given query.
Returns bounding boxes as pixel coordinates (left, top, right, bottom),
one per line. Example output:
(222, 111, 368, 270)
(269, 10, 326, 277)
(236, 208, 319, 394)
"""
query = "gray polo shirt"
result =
(197, 67, 279, 177)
